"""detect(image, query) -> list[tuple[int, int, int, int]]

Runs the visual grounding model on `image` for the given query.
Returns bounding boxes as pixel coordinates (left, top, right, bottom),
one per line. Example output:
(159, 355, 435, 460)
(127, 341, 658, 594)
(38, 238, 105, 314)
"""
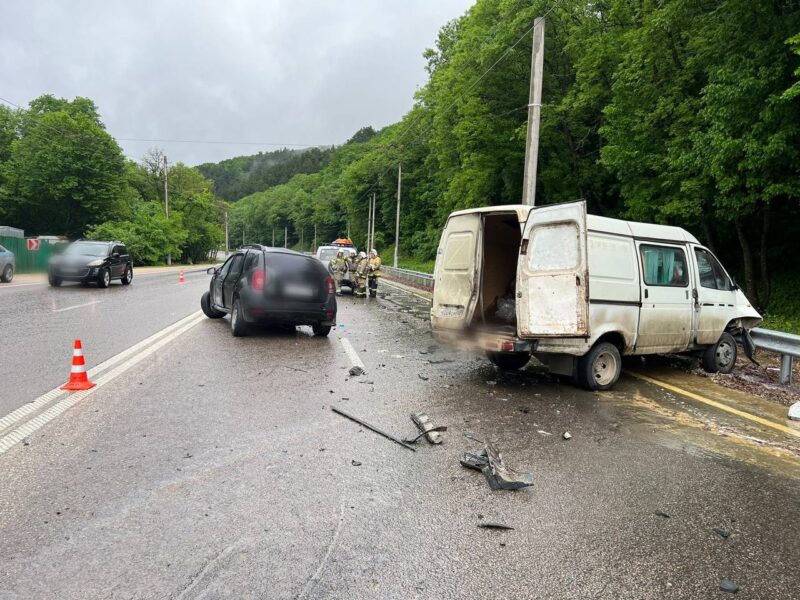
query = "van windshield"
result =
(319, 248, 341, 261)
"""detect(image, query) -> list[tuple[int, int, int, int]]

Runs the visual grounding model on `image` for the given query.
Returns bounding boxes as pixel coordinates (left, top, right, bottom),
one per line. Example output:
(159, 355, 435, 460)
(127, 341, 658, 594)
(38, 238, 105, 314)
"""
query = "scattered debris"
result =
(789, 402, 800, 421)
(655, 511, 671, 519)
(351, 460, 362, 466)
(403, 426, 447, 445)
(537, 430, 552, 436)
(486, 380, 497, 386)
(461, 445, 533, 490)
(418, 374, 429, 381)
(348, 366, 365, 377)
(562, 432, 572, 440)
(713, 527, 731, 540)
(428, 359, 453, 365)
(719, 579, 739, 593)
(409, 412, 446, 444)
(331, 406, 416, 452)
(478, 522, 514, 530)
(518, 406, 530, 414)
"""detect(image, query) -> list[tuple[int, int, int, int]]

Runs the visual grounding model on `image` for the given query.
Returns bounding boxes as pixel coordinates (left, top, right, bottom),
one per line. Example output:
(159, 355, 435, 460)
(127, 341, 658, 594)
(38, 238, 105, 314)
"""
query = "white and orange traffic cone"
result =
(178, 271, 185, 284)
(61, 339, 96, 391)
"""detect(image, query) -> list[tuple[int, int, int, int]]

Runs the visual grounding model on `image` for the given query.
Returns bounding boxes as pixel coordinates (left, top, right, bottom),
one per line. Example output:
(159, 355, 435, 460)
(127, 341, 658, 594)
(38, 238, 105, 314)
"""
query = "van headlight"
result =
(87, 259, 104, 267)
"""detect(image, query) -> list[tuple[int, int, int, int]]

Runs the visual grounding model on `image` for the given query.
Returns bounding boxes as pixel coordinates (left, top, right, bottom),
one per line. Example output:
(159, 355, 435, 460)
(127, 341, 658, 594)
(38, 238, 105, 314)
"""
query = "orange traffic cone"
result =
(178, 271, 185, 284)
(61, 340, 96, 391)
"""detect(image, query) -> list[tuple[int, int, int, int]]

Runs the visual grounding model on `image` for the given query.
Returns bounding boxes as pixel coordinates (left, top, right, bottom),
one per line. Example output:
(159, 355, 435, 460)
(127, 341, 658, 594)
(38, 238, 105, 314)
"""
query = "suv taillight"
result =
(326, 275, 335, 295)
(252, 270, 266, 291)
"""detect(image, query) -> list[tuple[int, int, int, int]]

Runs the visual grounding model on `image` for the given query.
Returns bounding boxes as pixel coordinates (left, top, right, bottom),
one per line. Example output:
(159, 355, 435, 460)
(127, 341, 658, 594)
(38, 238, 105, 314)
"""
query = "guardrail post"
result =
(779, 354, 793, 385)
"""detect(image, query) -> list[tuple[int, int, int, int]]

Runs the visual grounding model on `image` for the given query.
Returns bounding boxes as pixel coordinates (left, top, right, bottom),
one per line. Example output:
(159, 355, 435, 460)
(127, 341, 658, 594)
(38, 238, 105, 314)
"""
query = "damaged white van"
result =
(431, 200, 761, 390)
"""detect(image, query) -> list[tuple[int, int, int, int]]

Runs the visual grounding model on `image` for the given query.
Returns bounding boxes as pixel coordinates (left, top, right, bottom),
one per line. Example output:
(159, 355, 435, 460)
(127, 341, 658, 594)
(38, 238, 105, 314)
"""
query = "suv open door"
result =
(517, 200, 589, 337)
(431, 213, 482, 330)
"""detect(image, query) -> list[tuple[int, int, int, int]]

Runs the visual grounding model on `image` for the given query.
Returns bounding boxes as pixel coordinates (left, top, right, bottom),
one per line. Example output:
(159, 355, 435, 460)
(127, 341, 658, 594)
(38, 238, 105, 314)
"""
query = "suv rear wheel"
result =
(121, 265, 133, 285)
(576, 342, 621, 391)
(230, 297, 248, 337)
(312, 323, 332, 337)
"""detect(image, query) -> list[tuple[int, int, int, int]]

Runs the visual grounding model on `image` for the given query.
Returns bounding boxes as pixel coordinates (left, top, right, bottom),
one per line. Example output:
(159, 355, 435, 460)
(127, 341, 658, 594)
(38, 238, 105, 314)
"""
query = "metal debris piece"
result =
(331, 407, 416, 452)
(411, 412, 445, 444)
(562, 432, 572, 440)
(403, 426, 447, 445)
(460, 450, 489, 471)
(713, 528, 731, 540)
(480, 444, 533, 490)
(655, 511, 671, 519)
(478, 522, 514, 530)
(537, 430, 552, 436)
(719, 579, 739, 593)
(351, 460, 362, 466)
(789, 401, 800, 421)
(418, 374, 429, 381)
(348, 366, 365, 377)
(519, 406, 530, 414)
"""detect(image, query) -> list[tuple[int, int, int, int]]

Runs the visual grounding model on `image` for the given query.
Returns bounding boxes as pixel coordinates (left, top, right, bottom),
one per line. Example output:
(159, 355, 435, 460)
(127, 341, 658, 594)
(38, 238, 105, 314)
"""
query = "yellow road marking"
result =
(626, 371, 800, 438)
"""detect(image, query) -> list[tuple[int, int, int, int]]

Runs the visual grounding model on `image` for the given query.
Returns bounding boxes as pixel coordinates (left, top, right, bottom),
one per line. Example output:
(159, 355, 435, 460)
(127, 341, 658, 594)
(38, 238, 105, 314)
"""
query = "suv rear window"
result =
(268, 252, 325, 275)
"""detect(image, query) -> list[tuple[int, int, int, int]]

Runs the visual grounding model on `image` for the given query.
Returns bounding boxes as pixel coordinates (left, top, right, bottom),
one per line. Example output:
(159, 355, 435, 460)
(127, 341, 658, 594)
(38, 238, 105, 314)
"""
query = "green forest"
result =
(0, 96, 223, 265)
(216, 0, 800, 330)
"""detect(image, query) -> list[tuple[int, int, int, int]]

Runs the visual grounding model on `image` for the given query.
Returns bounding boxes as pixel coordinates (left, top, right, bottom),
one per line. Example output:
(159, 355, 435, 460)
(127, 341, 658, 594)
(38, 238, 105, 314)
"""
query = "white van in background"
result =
(430, 200, 761, 390)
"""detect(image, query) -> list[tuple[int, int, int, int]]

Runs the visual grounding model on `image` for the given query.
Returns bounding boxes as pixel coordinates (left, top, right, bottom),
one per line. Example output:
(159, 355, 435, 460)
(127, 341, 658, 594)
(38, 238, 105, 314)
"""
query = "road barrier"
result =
(382, 266, 434, 290)
(749, 328, 800, 386)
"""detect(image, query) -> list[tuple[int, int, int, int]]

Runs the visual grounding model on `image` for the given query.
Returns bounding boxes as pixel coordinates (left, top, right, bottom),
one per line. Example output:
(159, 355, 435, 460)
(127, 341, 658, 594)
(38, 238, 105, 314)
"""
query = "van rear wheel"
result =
(487, 351, 530, 371)
(701, 332, 737, 374)
(577, 342, 621, 391)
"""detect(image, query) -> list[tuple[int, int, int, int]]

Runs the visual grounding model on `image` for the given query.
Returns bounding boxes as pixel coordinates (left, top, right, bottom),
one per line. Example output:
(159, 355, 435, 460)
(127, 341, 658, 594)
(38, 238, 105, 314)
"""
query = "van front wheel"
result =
(702, 332, 737, 374)
(487, 351, 530, 371)
(577, 342, 621, 391)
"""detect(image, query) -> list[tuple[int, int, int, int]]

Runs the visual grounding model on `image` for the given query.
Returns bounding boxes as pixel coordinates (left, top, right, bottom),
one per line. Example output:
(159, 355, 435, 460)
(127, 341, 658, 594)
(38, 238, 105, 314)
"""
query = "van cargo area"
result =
(472, 212, 521, 333)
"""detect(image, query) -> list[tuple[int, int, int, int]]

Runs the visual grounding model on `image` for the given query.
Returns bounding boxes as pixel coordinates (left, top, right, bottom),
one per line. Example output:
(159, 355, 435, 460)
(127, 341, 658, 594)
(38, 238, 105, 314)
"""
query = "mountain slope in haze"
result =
(197, 146, 333, 201)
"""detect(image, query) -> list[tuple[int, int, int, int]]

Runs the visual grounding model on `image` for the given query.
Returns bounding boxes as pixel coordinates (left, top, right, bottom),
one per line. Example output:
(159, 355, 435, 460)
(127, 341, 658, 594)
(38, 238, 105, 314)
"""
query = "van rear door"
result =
(517, 200, 589, 337)
(431, 213, 482, 330)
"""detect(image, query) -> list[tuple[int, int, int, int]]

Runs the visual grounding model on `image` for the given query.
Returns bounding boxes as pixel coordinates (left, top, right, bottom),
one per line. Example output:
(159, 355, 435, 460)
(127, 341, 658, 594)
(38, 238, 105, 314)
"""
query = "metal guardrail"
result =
(382, 266, 434, 290)
(384, 266, 799, 387)
(750, 328, 799, 385)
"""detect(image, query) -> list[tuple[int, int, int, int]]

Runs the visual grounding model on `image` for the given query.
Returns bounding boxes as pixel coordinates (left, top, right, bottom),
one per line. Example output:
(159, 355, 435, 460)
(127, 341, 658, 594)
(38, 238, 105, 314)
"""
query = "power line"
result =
(116, 137, 324, 148)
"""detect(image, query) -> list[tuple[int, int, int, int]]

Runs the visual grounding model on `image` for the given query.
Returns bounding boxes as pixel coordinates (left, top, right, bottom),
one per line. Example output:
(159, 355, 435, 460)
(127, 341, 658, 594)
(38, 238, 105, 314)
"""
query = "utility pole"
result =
(371, 191, 377, 252)
(367, 193, 373, 253)
(314, 224, 317, 250)
(394, 164, 401, 268)
(164, 155, 171, 265)
(224, 211, 229, 256)
(522, 17, 545, 207)
(272, 228, 275, 247)
(242, 227, 245, 246)
(300, 227, 304, 251)
(284, 226, 287, 248)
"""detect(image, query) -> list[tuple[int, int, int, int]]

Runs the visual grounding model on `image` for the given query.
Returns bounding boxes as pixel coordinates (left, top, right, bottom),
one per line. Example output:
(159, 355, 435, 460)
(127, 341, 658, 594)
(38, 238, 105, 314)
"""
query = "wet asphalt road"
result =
(0, 281, 798, 599)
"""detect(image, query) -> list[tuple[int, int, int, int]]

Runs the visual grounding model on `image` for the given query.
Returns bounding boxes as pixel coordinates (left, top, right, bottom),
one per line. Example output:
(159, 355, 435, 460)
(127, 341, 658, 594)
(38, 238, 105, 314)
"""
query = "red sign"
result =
(26, 239, 40, 251)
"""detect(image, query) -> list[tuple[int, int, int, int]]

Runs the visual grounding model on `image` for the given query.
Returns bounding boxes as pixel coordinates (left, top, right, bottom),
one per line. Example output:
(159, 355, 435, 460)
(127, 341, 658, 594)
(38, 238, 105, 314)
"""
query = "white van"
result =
(431, 200, 761, 390)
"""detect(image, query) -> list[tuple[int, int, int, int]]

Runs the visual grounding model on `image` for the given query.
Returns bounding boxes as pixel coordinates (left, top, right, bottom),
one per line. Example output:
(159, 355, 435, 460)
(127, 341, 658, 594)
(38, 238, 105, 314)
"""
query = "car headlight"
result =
(87, 259, 104, 267)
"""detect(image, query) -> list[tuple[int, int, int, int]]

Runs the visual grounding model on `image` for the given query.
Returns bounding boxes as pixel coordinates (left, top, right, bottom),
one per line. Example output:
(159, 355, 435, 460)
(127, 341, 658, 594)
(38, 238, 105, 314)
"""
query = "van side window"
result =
(694, 248, 731, 291)
(640, 245, 688, 287)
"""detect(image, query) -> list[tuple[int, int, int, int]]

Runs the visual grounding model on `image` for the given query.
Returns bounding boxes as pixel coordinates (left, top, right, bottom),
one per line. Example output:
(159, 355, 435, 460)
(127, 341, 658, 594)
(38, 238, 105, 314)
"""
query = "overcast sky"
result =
(0, 0, 475, 165)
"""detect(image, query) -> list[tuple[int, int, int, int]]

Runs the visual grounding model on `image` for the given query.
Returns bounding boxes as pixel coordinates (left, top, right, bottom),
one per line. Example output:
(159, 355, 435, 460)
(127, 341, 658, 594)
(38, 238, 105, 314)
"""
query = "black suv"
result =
(49, 241, 133, 288)
(201, 245, 337, 337)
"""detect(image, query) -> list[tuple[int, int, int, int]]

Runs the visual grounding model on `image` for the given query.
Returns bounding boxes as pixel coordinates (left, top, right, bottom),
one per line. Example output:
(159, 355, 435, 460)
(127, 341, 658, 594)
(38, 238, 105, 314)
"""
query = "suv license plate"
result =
(284, 283, 315, 298)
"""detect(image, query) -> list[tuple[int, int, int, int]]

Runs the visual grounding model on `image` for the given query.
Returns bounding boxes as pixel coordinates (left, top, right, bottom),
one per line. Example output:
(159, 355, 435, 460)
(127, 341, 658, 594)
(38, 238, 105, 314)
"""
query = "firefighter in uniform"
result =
(328, 249, 347, 295)
(367, 249, 382, 298)
(353, 251, 369, 297)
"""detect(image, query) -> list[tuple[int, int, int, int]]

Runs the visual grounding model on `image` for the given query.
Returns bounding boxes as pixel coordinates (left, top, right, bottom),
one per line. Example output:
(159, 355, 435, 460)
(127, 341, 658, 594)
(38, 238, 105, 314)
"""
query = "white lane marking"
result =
(0, 282, 43, 290)
(0, 311, 204, 452)
(339, 337, 366, 372)
(379, 279, 433, 303)
(53, 300, 103, 313)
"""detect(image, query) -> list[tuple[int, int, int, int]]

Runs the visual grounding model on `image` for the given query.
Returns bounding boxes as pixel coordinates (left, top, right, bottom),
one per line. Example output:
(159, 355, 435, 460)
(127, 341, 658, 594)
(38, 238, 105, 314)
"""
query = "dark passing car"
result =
(201, 245, 337, 337)
(49, 240, 133, 288)
(0, 244, 14, 283)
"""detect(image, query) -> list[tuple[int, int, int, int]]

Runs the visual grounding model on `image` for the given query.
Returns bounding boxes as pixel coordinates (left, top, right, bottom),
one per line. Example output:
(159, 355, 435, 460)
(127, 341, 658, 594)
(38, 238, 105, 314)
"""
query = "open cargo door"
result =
(517, 200, 589, 337)
(431, 213, 482, 330)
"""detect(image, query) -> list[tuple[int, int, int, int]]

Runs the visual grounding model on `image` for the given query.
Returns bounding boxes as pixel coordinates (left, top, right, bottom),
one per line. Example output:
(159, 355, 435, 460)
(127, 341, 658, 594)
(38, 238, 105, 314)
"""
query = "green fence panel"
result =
(0, 236, 61, 274)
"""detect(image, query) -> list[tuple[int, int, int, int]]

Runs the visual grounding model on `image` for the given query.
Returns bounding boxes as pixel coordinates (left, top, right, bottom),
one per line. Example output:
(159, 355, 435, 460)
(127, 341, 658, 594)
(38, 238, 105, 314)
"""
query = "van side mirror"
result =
(730, 277, 739, 291)
(112, 252, 120, 259)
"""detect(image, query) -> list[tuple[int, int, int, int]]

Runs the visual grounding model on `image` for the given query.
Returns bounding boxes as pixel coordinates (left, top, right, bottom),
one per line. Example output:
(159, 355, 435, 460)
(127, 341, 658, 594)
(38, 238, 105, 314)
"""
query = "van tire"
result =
(487, 351, 531, 371)
(577, 342, 621, 391)
(702, 332, 737, 374)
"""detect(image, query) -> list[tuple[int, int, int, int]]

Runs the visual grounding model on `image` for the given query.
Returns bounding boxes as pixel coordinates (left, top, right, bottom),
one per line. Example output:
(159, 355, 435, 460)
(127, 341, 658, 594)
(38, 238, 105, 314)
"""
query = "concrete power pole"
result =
(272, 228, 275, 247)
(164, 155, 171, 265)
(522, 17, 545, 207)
(394, 164, 401, 268)
(314, 224, 317, 251)
(371, 192, 377, 252)
(224, 211, 229, 256)
(284, 226, 287, 248)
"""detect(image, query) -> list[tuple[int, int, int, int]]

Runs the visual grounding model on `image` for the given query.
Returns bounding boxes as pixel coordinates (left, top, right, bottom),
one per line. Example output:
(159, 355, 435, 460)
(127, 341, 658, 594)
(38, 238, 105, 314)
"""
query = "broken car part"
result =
(331, 406, 416, 452)
(410, 412, 445, 444)
(403, 426, 447, 445)
(478, 522, 514, 530)
(482, 443, 534, 490)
